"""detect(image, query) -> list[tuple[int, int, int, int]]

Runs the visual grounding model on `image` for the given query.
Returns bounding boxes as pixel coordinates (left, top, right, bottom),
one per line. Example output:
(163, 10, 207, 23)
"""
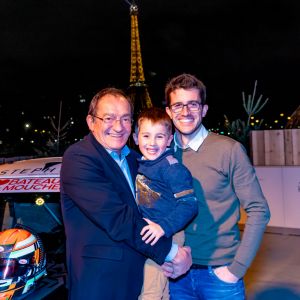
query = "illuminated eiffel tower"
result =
(127, 0, 153, 122)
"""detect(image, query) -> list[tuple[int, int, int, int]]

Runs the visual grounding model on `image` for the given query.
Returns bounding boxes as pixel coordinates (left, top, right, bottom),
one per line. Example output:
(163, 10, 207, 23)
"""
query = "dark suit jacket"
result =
(60, 133, 172, 300)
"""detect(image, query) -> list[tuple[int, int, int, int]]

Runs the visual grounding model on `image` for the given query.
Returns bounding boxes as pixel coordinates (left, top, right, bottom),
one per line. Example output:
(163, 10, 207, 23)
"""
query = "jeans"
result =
(169, 267, 246, 300)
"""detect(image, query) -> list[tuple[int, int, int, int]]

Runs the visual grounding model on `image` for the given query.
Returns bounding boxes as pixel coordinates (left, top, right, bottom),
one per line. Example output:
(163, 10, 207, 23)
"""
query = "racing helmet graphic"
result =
(0, 225, 47, 299)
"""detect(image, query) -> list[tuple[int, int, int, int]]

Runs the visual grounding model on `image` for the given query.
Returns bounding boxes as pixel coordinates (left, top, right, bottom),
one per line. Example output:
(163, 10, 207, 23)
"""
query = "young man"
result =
(163, 74, 270, 299)
(133, 107, 198, 299)
(60, 88, 192, 300)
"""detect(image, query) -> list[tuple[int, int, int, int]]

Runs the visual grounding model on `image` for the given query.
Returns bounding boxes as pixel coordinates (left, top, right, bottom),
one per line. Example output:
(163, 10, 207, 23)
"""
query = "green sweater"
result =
(174, 132, 270, 278)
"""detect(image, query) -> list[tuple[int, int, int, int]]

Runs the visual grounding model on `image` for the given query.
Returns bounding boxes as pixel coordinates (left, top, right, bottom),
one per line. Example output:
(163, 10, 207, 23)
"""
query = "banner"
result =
(0, 157, 62, 193)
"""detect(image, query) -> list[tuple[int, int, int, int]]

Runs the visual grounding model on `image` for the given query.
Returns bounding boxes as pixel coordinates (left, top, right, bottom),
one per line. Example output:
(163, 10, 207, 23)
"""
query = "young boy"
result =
(133, 107, 199, 300)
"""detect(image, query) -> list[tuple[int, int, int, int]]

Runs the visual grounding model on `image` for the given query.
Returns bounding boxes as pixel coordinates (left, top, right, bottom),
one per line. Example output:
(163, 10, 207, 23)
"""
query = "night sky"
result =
(1, 0, 299, 135)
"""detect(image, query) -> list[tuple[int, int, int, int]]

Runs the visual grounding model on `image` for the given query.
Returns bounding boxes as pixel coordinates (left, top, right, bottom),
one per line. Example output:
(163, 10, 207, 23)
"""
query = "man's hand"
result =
(213, 266, 239, 283)
(140, 218, 165, 246)
(161, 246, 192, 279)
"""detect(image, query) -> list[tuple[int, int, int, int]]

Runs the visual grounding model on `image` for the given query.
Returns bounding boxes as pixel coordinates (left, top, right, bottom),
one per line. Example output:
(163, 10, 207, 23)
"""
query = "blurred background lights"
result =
(35, 197, 45, 206)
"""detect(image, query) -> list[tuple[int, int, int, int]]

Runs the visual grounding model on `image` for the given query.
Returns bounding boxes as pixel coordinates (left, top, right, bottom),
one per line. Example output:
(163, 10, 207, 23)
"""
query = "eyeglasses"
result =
(169, 101, 202, 113)
(92, 115, 133, 126)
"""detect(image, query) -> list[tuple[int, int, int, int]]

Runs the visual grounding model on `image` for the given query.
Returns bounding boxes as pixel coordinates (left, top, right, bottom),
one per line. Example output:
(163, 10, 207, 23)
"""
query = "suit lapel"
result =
(126, 151, 139, 189)
(88, 134, 139, 211)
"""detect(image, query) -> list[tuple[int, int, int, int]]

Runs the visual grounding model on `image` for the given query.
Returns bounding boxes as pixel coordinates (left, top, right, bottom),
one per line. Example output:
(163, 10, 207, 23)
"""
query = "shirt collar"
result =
(106, 145, 130, 161)
(174, 125, 208, 151)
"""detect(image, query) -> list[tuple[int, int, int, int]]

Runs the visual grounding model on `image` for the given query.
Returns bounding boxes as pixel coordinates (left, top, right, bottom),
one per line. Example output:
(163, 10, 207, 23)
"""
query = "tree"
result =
(34, 101, 72, 156)
(224, 80, 269, 150)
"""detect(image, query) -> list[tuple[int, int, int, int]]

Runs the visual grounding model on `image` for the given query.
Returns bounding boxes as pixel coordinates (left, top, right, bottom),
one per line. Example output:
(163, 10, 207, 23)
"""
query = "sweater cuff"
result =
(227, 260, 248, 279)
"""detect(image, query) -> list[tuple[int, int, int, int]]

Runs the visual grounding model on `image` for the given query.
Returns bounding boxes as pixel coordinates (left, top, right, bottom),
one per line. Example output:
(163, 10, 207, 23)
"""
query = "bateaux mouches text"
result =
(0, 178, 60, 193)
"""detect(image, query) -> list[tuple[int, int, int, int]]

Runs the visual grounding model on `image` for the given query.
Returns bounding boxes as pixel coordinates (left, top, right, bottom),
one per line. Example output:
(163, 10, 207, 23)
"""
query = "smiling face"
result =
(86, 94, 132, 153)
(166, 88, 208, 145)
(136, 119, 173, 160)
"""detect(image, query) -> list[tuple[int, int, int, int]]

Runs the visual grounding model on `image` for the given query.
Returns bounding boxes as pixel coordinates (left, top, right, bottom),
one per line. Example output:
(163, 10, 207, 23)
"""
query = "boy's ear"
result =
(133, 132, 139, 145)
(167, 134, 173, 146)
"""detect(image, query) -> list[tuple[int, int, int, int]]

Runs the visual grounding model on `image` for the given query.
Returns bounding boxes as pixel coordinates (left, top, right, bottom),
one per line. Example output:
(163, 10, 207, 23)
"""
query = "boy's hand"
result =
(140, 218, 165, 246)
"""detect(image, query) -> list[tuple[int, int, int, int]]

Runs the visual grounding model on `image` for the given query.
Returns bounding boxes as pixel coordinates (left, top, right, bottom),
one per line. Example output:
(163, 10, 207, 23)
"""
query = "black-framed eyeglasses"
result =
(92, 115, 133, 126)
(169, 101, 202, 113)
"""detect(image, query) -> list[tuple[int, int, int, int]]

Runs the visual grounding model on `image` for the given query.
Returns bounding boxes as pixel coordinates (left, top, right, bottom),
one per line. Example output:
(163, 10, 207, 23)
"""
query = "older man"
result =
(60, 87, 192, 300)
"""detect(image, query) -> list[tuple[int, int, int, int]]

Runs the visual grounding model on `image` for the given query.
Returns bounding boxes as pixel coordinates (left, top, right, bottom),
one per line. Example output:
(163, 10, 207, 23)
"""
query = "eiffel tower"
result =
(127, 0, 153, 122)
